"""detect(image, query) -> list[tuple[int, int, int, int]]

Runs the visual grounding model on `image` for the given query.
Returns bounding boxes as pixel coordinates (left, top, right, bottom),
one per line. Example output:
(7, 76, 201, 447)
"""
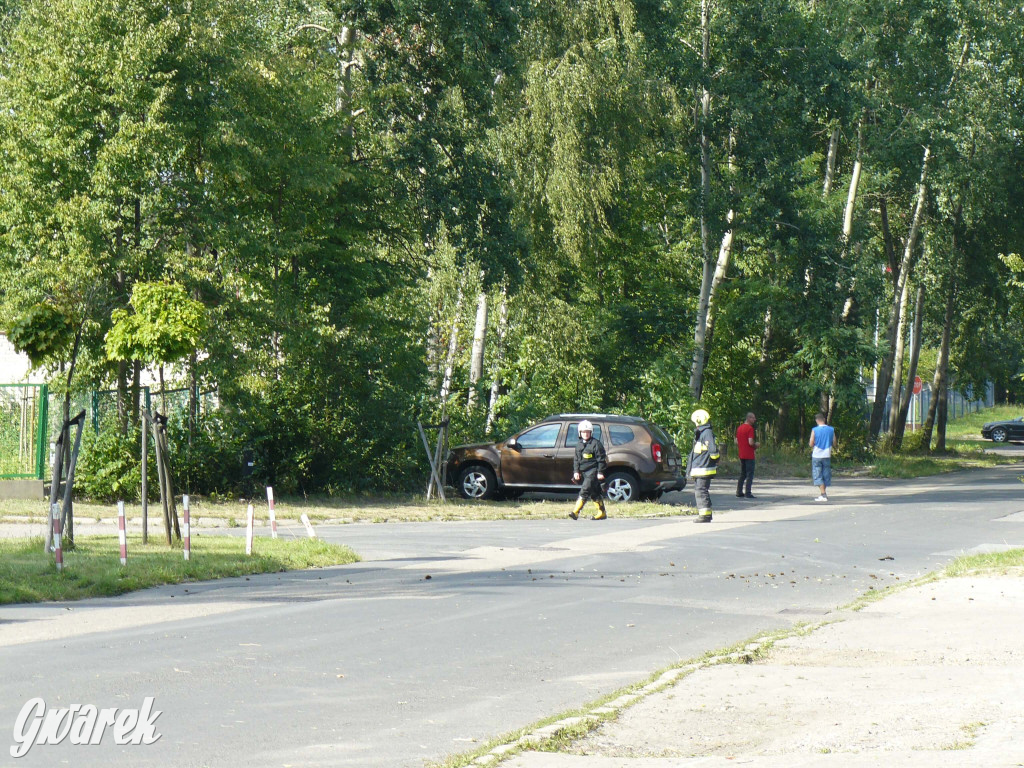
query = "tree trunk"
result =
(889, 273, 914, 430)
(189, 351, 198, 445)
(439, 286, 464, 406)
(922, 274, 955, 449)
(823, 126, 840, 196)
(702, 208, 735, 358)
(130, 360, 141, 427)
(935, 380, 949, 452)
(486, 287, 508, 434)
(838, 122, 864, 321)
(158, 365, 169, 413)
(868, 146, 930, 439)
(689, 0, 714, 400)
(891, 281, 925, 446)
(467, 287, 488, 412)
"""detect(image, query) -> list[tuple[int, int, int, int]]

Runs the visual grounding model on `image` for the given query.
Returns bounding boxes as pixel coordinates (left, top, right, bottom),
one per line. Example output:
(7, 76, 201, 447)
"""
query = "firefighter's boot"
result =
(570, 497, 585, 520)
(694, 510, 713, 523)
(591, 500, 607, 520)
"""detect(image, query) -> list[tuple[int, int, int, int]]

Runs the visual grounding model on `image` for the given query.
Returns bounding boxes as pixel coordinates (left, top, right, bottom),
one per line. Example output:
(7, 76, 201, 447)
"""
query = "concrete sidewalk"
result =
(496, 572, 1024, 768)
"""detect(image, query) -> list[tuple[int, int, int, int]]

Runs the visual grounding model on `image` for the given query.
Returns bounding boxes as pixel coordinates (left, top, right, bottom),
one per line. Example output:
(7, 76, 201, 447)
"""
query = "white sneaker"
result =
(814, 495, 828, 502)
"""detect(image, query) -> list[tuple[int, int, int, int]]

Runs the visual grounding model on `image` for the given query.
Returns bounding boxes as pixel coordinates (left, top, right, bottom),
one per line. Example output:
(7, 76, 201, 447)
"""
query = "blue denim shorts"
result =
(812, 458, 831, 487)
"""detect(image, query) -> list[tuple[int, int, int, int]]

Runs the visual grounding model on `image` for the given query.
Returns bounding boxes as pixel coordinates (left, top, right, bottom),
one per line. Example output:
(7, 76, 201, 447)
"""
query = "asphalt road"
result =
(2, 462, 1023, 768)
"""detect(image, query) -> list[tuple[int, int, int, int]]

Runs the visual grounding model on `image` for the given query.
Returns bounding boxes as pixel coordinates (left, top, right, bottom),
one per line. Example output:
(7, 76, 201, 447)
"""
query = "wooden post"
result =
(117, 500, 127, 566)
(44, 430, 64, 553)
(141, 410, 148, 544)
(150, 414, 171, 545)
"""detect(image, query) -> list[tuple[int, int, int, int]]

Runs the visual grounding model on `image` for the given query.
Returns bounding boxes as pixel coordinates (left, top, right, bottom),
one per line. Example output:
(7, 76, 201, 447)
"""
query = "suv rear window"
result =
(646, 423, 672, 444)
(564, 423, 602, 446)
(607, 425, 635, 445)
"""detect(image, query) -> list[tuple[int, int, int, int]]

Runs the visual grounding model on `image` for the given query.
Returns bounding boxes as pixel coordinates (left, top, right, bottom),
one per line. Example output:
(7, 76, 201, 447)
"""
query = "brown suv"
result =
(446, 413, 685, 502)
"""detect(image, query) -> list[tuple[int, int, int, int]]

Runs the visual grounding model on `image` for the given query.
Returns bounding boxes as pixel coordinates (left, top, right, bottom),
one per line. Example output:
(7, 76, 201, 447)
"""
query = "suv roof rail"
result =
(542, 413, 646, 423)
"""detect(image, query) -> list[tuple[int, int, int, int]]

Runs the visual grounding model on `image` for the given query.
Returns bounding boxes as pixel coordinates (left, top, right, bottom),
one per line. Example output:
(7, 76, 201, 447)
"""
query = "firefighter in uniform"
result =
(570, 420, 608, 520)
(686, 409, 720, 523)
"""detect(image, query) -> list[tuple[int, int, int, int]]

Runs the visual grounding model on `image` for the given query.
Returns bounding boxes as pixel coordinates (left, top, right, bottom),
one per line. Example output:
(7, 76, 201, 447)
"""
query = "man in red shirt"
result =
(735, 412, 759, 498)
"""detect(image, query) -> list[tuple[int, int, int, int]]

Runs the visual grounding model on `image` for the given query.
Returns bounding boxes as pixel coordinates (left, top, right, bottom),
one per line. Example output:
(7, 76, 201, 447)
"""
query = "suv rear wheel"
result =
(604, 471, 639, 502)
(457, 465, 497, 500)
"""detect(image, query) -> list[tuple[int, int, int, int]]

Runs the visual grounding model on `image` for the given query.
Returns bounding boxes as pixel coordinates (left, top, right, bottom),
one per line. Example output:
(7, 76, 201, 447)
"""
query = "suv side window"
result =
(564, 423, 602, 446)
(516, 423, 562, 449)
(608, 425, 635, 445)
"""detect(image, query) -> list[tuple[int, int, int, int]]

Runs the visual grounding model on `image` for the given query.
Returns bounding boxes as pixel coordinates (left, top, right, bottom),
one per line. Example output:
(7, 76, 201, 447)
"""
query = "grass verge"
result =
(944, 547, 1024, 577)
(0, 495, 695, 527)
(0, 534, 359, 604)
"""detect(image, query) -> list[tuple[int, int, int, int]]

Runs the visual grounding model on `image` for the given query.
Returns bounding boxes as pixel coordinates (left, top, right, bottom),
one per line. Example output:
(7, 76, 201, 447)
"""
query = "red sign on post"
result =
(913, 376, 923, 395)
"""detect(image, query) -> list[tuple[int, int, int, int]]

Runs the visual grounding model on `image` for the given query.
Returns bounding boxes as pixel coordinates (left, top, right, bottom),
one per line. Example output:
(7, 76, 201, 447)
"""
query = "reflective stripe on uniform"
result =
(690, 468, 717, 476)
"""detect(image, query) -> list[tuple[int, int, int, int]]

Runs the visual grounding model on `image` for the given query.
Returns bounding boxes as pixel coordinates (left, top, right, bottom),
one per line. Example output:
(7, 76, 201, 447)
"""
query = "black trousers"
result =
(693, 476, 712, 512)
(737, 459, 755, 496)
(578, 470, 605, 501)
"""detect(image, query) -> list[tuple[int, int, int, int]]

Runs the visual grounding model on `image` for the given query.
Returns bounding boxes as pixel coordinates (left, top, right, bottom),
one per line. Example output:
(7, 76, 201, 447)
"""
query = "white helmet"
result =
(578, 419, 594, 434)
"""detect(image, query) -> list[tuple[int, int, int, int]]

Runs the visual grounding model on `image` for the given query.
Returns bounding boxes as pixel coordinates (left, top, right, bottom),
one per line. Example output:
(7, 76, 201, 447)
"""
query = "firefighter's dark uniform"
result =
(571, 435, 608, 520)
(686, 421, 720, 522)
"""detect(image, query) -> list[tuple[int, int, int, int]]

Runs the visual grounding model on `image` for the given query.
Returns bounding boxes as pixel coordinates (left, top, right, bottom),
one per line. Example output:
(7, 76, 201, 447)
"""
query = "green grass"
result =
(944, 547, 1024, 577)
(944, 404, 1023, 440)
(0, 534, 359, 604)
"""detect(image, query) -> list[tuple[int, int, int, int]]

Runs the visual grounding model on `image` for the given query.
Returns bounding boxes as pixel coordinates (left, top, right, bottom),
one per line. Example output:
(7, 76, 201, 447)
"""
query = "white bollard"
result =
(182, 495, 191, 561)
(266, 487, 278, 539)
(300, 512, 316, 539)
(245, 503, 255, 555)
(117, 500, 127, 566)
(51, 503, 63, 572)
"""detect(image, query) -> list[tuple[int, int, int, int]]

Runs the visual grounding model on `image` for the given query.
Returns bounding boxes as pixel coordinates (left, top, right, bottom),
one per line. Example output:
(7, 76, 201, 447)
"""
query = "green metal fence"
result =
(1, 383, 217, 481)
(0, 384, 49, 479)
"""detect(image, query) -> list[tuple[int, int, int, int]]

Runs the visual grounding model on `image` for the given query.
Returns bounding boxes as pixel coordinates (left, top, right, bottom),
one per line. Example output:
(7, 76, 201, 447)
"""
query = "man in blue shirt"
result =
(809, 412, 835, 502)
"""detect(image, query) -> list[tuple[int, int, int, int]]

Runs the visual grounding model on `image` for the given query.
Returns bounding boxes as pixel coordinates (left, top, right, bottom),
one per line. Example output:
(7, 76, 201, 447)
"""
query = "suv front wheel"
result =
(457, 465, 497, 500)
(604, 471, 639, 502)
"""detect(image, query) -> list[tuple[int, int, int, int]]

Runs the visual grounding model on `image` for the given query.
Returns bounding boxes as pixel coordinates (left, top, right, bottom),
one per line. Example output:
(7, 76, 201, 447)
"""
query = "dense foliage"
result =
(1, 0, 1022, 495)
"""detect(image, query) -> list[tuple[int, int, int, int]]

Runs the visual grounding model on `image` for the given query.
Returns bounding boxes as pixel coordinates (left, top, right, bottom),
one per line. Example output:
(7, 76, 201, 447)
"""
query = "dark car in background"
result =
(981, 416, 1024, 443)
(446, 413, 685, 502)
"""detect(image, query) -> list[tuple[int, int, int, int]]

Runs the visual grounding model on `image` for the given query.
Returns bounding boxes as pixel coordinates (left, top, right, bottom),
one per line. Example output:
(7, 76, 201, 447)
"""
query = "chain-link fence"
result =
(867, 381, 996, 433)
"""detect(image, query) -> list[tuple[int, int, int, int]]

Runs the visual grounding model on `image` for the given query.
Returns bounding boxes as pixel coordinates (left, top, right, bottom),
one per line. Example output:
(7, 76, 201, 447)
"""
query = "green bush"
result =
(76, 421, 143, 502)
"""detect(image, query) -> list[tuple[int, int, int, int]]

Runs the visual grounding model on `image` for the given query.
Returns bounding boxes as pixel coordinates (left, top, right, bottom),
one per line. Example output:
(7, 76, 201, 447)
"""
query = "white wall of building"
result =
(0, 334, 44, 383)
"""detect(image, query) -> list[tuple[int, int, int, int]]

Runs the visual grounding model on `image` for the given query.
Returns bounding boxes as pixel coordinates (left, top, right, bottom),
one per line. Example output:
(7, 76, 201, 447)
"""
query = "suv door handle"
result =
(543, 454, 554, 458)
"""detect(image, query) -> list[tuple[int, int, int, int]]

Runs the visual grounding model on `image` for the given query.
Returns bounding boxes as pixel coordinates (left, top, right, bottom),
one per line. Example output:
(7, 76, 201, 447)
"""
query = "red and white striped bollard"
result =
(266, 487, 277, 539)
(245, 503, 254, 555)
(183, 494, 191, 561)
(117, 500, 127, 566)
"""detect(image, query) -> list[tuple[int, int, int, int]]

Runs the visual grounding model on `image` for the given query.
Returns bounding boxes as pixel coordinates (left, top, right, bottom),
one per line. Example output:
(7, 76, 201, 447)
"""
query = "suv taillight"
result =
(651, 443, 662, 463)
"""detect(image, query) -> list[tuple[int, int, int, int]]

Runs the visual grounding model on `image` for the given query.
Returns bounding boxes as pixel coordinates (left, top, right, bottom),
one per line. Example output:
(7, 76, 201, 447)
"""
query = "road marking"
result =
(0, 602, 255, 648)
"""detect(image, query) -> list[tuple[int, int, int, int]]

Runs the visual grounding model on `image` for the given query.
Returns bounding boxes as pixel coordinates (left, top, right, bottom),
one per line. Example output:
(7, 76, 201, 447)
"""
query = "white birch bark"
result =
(891, 280, 926, 444)
(439, 286, 463, 406)
(467, 286, 488, 412)
(823, 126, 840, 197)
(869, 145, 930, 438)
(702, 208, 734, 356)
(486, 287, 509, 434)
(688, 0, 714, 400)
